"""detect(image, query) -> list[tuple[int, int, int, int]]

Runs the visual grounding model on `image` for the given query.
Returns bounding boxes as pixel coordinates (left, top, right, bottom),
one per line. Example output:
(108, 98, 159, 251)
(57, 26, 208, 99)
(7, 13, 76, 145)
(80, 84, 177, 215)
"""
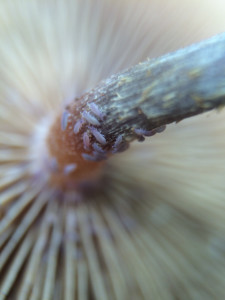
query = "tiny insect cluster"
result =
(79, 102, 130, 161)
(61, 101, 167, 167)
(60, 101, 130, 165)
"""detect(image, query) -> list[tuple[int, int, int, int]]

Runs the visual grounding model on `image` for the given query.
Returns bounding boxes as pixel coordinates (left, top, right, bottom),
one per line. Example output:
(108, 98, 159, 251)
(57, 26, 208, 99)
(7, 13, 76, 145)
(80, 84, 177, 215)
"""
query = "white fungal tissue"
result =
(73, 119, 84, 134)
(89, 127, 107, 145)
(64, 163, 77, 175)
(134, 128, 155, 137)
(61, 111, 70, 131)
(82, 153, 98, 162)
(113, 134, 123, 149)
(92, 142, 106, 153)
(134, 125, 166, 137)
(83, 132, 90, 150)
(82, 110, 100, 126)
(88, 102, 105, 120)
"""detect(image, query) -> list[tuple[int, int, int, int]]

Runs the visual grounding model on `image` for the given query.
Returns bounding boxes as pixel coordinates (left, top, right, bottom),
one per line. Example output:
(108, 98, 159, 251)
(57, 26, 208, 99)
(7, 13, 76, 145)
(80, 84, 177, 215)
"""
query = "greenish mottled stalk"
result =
(75, 32, 225, 144)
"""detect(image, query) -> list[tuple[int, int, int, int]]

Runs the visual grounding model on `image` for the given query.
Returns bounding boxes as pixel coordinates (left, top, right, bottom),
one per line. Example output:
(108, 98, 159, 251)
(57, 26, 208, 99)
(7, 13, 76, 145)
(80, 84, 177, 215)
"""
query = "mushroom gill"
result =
(1, 1, 225, 300)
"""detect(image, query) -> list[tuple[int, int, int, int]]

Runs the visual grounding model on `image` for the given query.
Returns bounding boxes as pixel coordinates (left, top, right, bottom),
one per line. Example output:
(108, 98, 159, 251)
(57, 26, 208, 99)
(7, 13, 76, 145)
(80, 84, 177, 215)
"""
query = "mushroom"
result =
(1, 1, 225, 300)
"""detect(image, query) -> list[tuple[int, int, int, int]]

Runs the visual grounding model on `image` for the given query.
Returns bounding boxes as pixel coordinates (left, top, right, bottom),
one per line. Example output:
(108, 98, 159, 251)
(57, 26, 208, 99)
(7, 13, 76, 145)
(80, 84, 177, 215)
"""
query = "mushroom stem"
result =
(47, 32, 225, 184)
(76, 32, 225, 139)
